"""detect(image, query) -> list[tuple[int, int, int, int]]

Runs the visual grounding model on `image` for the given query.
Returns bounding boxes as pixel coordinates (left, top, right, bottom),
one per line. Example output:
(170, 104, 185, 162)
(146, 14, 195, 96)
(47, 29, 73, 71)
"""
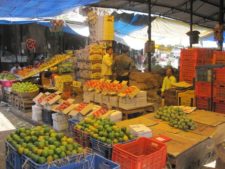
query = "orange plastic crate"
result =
(112, 137, 167, 169)
(195, 82, 212, 97)
(180, 48, 213, 65)
(213, 100, 225, 114)
(196, 97, 212, 111)
(213, 83, 225, 100)
(212, 51, 225, 64)
(214, 67, 225, 83)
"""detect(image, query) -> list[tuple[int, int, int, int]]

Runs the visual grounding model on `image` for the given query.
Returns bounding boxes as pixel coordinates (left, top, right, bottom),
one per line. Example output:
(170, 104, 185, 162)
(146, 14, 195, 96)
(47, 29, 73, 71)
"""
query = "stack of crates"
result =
(213, 67, 225, 114)
(179, 48, 213, 83)
(195, 65, 215, 111)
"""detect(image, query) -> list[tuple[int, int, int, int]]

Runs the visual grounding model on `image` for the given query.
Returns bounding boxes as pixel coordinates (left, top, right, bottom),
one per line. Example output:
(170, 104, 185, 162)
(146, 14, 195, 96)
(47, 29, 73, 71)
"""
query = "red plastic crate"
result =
(180, 48, 213, 65)
(212, 51, 225, 64)
(196, 97, 212, 111)
(195, 82, 212, 97)
(213, 100, 225, 114)
(214, 67, 225, 83)
(112, 137, 167, 169)
(213, 83, 225, 100)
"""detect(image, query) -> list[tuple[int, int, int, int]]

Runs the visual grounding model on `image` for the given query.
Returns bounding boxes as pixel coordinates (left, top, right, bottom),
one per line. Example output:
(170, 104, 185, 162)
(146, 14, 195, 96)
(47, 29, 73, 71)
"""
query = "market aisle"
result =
(0, 103, 33, 169)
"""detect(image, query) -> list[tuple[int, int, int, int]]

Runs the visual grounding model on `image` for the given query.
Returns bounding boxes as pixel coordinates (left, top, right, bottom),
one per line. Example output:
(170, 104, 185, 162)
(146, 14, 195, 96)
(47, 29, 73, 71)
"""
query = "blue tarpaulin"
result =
(0, 0, 99, 17)
(114, 20, 145, 36)
(201, 32, 225, 41)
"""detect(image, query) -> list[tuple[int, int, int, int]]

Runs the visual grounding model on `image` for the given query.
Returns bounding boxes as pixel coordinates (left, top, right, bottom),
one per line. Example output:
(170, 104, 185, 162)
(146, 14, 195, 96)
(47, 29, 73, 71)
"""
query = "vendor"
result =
(10, 63, 21, 74)
(113, 47, 134, 83)
(161, 67, 176, 97)
(101, 46, 113, 79)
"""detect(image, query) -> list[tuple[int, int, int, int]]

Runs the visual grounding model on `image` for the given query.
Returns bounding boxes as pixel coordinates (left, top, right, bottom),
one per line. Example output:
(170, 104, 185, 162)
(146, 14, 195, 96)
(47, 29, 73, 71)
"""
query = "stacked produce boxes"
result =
(75, 44, 104, 81)
(179, 48, 213, 83)
(213, 67, 225, 114)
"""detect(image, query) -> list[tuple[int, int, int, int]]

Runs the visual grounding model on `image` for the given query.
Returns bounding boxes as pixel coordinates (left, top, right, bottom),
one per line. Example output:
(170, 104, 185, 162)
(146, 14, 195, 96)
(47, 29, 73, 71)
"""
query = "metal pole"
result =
(190, 0, 193, 48)
(219, 0, 224, 50)
(148, 0, 152, 71)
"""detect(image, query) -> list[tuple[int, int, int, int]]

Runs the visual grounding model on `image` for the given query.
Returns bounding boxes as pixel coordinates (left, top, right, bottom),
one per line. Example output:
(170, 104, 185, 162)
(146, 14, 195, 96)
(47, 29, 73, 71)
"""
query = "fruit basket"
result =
(21, 153, 87, 169)
(112, 137, 167, 169)
(5, 141, 22, 169)
(73, 127, 91, 148)
(90, 137, 112, 159)
(17, 90, 39, 98)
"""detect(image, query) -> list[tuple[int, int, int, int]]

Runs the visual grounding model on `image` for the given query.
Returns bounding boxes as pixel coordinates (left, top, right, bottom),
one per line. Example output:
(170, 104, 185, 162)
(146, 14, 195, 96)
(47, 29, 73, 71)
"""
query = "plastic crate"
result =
(214, 67, 225, 83)
(196, 97, 212, 111)
(42, 109, 56, 125)
(213, 83, 225, 100)
(178, 90, 195, 106)
(212, 51, 225, 64)
(21, 153, 87, 169)
(50, 154, 120, 169)
(180, 48, 213, 65)
(112, 137, 166, 169)
(195, 82, 212, 97)
(68, 118, 79, 134)
(213, 100, 225, 114)
(90, 138, 112, 159)
(73, 127, 91, 148)
(5, 141, 22, 169)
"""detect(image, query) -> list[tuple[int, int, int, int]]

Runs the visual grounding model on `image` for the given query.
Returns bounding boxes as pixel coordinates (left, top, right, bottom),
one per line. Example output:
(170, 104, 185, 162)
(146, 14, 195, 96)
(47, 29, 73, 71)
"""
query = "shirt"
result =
(101, 53, 113, 76)
(161, 75, 177, 92)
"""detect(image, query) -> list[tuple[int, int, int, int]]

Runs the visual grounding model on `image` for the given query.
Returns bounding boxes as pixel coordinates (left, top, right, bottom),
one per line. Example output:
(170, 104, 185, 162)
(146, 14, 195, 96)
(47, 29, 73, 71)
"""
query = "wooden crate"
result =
(18, 97, 33, 111)
(178, 90, 196, 107)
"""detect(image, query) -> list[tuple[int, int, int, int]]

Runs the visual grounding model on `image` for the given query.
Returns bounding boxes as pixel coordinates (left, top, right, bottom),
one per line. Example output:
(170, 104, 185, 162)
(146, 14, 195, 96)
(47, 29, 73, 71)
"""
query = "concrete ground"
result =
(0, 103, 33, 169)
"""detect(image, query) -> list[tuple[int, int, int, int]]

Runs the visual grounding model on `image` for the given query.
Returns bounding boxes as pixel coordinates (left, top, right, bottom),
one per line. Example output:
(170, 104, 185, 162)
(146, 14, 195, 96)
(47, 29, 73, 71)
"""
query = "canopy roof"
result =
(0, 0, 99, 18)
(93, 0, 225, 28)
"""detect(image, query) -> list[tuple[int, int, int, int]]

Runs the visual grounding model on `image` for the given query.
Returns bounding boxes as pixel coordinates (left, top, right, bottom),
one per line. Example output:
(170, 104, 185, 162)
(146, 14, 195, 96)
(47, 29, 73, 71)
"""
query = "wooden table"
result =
(117, 103, 155, 120)
(116, 110, 225, 169)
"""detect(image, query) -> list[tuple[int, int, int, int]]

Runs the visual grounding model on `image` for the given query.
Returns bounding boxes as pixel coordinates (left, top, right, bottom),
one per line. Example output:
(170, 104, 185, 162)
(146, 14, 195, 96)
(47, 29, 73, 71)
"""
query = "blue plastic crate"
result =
(5, 141, 22, 169)
(21, 153, 87, 169)
(68, 118, 79, 133)
(51, 154, 120, 169)
(90, 138, 112, 159)
(86, 154, 120, 169)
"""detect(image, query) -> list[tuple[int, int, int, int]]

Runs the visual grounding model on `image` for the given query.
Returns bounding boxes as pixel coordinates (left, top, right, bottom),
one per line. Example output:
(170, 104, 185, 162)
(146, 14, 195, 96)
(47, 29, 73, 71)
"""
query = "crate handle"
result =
(22, 158, 29, 169)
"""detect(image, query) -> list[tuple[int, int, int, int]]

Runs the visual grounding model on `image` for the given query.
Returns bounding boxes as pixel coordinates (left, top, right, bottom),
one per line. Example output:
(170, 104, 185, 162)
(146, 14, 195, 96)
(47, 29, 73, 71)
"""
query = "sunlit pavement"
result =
(0, 103, 33, 169)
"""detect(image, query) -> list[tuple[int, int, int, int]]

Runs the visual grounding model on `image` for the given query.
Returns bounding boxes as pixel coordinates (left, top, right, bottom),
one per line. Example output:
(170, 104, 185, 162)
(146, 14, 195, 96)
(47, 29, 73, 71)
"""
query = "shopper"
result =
(161, 67, 176, 97)
(10, 63, 21, 74)
(101, 46, 113, 79)
(113, 48, 134, 83)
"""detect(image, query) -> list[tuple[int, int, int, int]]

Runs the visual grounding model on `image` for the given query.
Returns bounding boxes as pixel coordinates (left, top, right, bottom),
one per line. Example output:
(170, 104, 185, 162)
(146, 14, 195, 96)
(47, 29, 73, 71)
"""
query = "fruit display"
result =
(74, 117, 134, 144)
(12, 82, 39, 93)
(16, 54, 71, 79)
(55, 101, 71, 111)
(6, 126, 84, 164)
(155, 106, 196, 131)
(0, 72, 17, 80)
(84, 80, 129, 95)
(92, 108, 108, 118)
(58, 62, 73, 74)
(118, 86, 140, 97)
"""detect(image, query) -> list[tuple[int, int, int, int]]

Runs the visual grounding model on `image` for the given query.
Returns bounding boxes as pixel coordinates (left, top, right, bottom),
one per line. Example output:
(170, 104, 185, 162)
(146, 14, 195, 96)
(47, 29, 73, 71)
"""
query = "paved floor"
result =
(0, 103, 33, 169)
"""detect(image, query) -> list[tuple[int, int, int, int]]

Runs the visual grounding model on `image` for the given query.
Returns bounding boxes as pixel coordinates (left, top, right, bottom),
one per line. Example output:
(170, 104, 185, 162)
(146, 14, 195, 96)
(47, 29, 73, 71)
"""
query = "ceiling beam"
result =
(198, 0, 220, 8)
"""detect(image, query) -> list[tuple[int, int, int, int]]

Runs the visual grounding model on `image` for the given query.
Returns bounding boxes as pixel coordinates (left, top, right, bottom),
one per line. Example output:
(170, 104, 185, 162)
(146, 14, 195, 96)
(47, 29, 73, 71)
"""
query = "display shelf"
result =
(17, 54, 71, 80)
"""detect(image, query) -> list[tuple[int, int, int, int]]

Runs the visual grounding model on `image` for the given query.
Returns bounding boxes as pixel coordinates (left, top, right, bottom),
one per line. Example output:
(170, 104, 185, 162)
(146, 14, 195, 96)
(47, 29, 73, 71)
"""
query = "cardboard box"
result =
(83, 91, 95, 103)
(94, 93, 103, 104)
(109, 96, 119, 108)
(102, 95, 110, 105)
